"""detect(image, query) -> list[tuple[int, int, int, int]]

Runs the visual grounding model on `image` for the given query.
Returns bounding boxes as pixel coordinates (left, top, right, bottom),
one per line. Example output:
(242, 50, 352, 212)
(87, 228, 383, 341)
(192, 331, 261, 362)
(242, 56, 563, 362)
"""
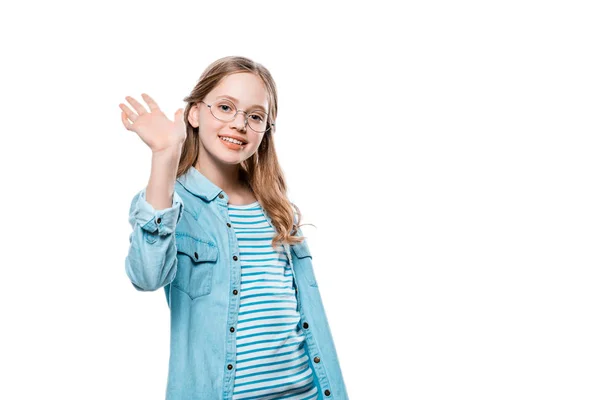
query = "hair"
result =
(178, 56, 307, 248)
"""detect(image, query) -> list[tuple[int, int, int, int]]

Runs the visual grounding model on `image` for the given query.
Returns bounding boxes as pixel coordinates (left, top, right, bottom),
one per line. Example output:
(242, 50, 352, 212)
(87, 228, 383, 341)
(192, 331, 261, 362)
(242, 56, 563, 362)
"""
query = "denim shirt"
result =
(125, 166, 349, 400)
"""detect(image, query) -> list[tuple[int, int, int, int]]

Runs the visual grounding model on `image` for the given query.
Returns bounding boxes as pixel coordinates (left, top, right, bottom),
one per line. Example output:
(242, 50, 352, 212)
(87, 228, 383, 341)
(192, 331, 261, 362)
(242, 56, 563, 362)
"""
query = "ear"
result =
(188, 103, 200, 128)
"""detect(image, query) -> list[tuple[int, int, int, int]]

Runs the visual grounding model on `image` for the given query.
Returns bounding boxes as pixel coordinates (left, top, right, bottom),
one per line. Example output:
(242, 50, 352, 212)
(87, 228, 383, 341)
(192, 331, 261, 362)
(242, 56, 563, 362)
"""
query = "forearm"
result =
(146, 145, 183, 211)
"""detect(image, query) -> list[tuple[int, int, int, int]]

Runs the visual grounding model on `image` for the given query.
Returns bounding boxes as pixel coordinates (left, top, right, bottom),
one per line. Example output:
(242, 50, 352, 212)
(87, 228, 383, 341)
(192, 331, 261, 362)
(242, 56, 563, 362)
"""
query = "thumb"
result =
(174, 108, 184, 122)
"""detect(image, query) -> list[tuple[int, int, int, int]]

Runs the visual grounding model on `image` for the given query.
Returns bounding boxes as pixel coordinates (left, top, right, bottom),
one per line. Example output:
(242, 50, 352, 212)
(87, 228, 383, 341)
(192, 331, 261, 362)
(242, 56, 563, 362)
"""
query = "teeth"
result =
(220, 136, 243, 145)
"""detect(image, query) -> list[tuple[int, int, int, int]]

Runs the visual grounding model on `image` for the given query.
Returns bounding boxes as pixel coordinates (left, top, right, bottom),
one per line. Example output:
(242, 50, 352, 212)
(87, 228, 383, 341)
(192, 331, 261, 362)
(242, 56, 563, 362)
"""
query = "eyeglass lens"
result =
(210, 99, 268, 132)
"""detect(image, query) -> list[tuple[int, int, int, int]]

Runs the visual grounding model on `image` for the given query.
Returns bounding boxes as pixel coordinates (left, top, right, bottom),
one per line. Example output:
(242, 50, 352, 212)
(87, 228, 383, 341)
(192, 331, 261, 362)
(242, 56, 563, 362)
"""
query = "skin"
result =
(187, 72, 270, 205)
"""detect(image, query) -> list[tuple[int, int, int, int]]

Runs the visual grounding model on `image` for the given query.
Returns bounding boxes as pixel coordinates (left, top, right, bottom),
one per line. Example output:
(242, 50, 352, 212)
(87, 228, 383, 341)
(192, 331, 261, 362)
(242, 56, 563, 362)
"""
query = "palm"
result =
(120, 93, 186, 153)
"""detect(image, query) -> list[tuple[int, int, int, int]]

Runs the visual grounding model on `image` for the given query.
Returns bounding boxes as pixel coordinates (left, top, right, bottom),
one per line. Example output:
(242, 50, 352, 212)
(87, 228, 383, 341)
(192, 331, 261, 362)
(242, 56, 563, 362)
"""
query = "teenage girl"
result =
(120, 56, 349, 400)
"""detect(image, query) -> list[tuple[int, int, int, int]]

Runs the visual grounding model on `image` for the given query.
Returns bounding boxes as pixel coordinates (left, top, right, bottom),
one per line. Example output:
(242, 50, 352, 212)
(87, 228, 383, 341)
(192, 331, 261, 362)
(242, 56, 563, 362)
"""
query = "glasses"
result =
(199, 99, 274, 133)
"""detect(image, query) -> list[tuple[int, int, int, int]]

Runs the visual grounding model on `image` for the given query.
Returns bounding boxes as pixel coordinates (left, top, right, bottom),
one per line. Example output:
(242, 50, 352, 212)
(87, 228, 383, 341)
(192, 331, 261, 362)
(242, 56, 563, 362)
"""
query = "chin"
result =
(213, 148, 249, 164)
(219, 157, 245, 165)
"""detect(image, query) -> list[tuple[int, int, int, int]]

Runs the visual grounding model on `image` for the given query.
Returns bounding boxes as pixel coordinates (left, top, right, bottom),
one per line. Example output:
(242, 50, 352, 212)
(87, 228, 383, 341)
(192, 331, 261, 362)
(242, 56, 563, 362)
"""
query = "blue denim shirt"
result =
(125, 166, 349, 399)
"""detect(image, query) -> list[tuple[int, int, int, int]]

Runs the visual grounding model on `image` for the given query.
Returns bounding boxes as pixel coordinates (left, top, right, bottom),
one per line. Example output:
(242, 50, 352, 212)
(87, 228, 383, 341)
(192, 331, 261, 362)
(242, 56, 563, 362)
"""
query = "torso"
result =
(226, 202, 318, 398)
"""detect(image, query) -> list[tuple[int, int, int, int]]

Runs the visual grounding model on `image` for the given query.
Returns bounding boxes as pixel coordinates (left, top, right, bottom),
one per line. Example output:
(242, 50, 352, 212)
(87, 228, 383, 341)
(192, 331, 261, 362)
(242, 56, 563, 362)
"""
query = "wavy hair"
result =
(177, 56, 306, 247)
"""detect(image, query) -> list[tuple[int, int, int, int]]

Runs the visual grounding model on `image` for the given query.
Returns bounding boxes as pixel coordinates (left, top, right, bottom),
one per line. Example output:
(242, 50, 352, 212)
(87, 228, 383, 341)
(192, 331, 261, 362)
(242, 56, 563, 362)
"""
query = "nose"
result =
(230, 111, 248, 131)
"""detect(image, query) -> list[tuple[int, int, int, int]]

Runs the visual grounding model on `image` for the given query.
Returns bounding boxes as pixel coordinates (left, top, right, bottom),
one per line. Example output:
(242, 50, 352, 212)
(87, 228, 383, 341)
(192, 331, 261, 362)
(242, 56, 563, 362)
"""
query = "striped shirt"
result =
(228, 201, 319, 400)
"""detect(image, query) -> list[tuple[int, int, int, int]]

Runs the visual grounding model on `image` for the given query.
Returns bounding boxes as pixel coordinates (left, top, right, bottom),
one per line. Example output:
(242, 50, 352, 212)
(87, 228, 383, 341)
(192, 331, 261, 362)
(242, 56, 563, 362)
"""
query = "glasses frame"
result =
(199, 100, 274, 133)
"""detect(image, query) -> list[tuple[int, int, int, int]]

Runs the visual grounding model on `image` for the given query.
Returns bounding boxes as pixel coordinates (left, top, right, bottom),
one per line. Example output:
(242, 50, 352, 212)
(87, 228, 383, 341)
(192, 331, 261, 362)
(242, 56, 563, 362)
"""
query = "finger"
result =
(125, 96, 148, 115)
(120, 110, 133, 130)
(141, 93, 161, 112)
(119, 103, 138, 123)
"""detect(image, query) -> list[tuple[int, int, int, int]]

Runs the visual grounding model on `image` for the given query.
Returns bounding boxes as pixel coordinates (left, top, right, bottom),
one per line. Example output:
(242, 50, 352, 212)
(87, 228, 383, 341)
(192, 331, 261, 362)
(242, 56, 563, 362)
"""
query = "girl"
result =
(120, 56, 349, 400)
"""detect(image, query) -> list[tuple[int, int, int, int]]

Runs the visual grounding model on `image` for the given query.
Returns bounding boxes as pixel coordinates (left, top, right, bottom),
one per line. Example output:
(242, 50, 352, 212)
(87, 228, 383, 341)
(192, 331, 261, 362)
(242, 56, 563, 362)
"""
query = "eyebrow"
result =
(216, 95, 267, 113)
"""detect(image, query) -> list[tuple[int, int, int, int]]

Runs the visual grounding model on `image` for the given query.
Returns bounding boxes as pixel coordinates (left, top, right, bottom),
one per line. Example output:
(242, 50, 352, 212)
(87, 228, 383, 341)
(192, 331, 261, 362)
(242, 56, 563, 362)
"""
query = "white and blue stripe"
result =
(228, 201, 318, 400)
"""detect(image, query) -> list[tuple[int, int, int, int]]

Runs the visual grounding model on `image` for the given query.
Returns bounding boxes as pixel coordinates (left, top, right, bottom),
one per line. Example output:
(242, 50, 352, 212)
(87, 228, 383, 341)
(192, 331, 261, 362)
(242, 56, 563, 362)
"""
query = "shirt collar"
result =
(176, 166, 224, 202)
(177, 166, 294, 246)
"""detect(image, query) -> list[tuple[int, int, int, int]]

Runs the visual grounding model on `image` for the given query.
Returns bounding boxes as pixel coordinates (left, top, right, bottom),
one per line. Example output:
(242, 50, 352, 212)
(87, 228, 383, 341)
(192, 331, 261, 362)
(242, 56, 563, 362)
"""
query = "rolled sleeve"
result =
(126, 188, 183, 291)
(130, 188, 184, 236)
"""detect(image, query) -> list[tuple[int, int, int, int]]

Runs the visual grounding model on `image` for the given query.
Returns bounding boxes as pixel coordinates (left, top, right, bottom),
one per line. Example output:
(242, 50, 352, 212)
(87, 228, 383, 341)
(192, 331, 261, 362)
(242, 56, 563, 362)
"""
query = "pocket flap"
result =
(175, 234, 218, 263)
(291, 240, 312, 259)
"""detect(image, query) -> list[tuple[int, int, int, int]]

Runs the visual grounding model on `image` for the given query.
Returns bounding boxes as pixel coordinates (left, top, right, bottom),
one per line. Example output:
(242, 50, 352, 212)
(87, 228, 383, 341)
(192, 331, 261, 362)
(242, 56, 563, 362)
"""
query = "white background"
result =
(1, 0, 599, 399)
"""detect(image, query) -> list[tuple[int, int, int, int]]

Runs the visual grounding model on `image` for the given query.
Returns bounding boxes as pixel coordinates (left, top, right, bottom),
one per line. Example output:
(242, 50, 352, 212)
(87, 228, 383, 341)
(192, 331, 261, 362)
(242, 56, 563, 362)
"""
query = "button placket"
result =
(219, 194, 241, 391)
(289, 237, 334, 396)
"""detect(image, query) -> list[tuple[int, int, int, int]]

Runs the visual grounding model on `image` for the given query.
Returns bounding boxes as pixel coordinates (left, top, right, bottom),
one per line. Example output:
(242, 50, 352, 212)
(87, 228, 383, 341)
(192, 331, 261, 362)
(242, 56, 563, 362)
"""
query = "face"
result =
(188, 72, 270, 166)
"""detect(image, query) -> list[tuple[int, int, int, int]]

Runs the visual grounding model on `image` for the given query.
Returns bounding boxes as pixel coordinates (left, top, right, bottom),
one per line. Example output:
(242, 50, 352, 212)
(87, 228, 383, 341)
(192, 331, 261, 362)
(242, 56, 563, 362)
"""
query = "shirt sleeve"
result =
(125, 188, 184, 292)
(129, 187, 184, 236)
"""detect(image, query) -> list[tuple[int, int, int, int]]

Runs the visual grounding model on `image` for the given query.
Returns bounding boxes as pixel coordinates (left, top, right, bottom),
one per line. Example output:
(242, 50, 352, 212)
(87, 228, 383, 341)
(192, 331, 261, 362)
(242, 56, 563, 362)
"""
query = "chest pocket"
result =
(291, 240, 318, 288)
(173, 232, 218, 299)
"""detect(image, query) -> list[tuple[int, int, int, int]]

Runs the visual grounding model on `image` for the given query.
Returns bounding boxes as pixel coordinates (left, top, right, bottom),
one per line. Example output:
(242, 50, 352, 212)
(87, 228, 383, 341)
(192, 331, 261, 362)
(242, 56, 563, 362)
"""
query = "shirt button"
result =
(303, 322, 309, 329)
(218, 193, 224, 199)
(324, 389, 331, 396)
(230, 327, 235, 333)
(233, 290, 238, 295)
(233, 255, 238, 261)
(313, 356, 320, 363)
(156, 217, 162, 224)
(227, 223, 231, 228)
(227, 364, 233, 370)
(194, 252, 198, 260)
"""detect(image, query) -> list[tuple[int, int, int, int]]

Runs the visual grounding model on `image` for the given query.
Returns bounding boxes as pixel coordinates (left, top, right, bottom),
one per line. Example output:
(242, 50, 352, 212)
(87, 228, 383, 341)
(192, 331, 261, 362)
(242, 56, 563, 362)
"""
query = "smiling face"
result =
(188, 72, 270, 166)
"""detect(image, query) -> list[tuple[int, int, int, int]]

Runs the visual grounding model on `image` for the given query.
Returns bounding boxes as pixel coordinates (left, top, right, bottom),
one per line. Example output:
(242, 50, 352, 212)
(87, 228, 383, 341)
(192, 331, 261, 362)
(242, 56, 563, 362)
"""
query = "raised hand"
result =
(119, 93, 187, 154)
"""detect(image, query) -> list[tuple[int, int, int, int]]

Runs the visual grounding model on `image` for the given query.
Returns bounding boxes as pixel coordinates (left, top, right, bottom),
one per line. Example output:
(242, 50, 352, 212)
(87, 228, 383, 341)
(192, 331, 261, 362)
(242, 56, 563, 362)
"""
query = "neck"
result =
(194, 157, 246, 196)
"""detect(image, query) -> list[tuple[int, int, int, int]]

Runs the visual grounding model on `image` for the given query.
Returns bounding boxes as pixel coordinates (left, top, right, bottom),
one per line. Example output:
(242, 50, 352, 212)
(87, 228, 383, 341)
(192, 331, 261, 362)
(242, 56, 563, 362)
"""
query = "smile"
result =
(220, 136, 244, 145)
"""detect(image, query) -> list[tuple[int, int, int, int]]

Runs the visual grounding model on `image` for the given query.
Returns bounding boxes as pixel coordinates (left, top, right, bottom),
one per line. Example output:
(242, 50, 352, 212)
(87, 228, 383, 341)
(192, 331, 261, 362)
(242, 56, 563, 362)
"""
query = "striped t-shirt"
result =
(228, 201, 319, 400)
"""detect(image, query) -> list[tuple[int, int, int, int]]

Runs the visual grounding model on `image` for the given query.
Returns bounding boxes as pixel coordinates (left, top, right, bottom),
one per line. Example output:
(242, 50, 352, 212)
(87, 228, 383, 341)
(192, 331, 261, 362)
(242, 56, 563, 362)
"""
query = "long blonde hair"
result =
(178, 56, 306, 247)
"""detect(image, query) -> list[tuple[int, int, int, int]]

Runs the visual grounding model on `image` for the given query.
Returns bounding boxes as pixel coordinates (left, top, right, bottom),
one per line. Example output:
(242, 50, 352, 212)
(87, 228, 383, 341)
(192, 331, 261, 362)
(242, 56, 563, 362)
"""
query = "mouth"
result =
(219, 136, 245, 145)
(218, 135, 245, 150)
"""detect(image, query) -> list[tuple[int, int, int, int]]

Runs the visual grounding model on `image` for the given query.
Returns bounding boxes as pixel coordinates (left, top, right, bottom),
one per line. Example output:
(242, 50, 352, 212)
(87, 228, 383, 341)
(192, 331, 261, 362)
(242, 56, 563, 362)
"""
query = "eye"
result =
(250, 113, 265, 122)
(215, 100, 236, 114)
